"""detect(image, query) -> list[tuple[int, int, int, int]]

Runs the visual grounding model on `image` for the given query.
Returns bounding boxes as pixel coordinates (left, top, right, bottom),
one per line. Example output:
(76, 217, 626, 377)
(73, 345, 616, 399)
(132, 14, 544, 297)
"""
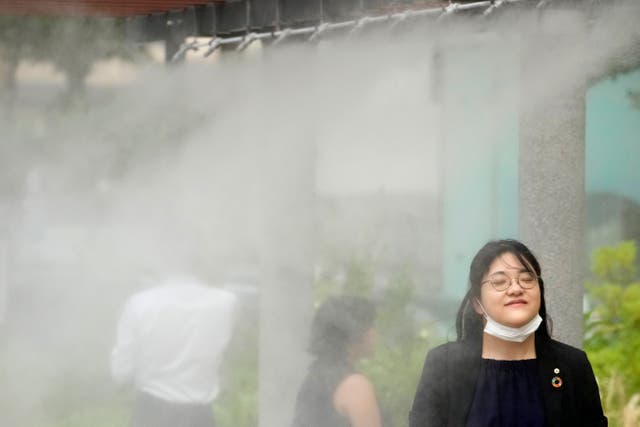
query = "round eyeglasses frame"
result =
(480, 272, 539, 292)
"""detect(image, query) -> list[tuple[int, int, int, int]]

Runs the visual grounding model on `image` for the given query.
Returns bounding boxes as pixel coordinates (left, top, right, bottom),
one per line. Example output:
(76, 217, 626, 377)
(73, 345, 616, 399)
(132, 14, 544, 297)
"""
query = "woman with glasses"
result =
(409, 239, 607, 427)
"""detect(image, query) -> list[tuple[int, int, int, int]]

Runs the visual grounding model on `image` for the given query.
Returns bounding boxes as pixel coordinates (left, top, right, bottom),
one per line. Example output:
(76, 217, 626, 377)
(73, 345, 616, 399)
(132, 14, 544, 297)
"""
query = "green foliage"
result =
(209, 254, 440, 427)
(0, 16, 47, 97)
(361, 277, 439, 427)
(361, 336, 432, 427)
(591, 241, 637, 284)
(0, 342, 129, 427)
(343, 256, 376, 296)
(48, 402, 128, 427)
(316, 257, 441, 427)
(0, 15, 140, 102)
(213, 301, 258, 427)
(584, 241, 640, 426)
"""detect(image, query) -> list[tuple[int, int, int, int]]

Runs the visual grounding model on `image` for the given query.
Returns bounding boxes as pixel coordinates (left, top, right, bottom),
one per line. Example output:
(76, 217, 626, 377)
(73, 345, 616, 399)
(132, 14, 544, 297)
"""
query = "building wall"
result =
(586, 69, 640, 205)
(439, 45, 640, 309)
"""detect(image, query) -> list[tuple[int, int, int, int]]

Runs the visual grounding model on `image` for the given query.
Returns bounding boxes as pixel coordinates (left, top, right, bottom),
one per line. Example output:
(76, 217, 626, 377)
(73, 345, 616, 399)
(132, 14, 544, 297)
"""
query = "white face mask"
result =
(476, 300, 542, 343)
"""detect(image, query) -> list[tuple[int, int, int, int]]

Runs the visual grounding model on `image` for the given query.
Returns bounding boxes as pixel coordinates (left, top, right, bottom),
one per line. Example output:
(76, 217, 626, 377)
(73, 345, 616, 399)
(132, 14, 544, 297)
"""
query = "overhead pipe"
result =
(171, 0, 543, 62)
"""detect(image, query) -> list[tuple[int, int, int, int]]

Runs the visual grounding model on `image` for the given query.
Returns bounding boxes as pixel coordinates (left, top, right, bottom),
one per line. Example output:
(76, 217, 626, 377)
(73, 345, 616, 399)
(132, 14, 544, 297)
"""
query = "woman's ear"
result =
(472, 298, 484, 316)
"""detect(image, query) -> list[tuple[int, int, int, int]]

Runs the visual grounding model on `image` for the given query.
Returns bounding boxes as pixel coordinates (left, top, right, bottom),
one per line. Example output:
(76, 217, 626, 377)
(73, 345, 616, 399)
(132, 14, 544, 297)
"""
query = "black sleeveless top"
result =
(466, 358, 546, 427)
(291, 358, 353, 427)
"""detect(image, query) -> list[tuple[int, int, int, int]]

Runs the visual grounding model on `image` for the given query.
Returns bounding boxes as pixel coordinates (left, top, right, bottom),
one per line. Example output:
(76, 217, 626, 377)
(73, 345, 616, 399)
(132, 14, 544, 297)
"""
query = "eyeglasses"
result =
(481, 271, 539, 292)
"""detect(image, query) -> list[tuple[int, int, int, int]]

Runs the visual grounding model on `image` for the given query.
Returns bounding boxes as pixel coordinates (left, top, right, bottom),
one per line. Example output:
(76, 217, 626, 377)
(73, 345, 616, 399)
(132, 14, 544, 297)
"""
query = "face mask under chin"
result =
(476, 300, 542, 343)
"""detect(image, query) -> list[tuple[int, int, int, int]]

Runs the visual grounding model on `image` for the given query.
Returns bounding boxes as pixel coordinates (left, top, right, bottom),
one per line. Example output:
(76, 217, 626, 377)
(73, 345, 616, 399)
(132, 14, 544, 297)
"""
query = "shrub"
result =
(317, 258, 441, 427)
(584, 241, 640, 427)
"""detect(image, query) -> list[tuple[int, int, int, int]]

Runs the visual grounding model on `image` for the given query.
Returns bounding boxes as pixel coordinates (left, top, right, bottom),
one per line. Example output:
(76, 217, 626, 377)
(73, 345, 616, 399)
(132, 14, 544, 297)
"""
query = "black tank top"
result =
(292, 358, 353, 427)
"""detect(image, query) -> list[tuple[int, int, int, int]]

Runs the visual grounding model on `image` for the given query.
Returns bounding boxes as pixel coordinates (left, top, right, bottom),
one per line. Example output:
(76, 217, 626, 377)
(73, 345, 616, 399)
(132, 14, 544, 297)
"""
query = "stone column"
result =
(258, 136, 315, 427)
(519, 8, 588, 349)
(0, 198, 11, 330)
(0, 237, 7, 326)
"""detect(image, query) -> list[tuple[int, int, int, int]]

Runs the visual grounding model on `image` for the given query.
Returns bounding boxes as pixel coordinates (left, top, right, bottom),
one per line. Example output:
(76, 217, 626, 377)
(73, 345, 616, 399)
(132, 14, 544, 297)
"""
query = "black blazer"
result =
(409, 333, 607, 427)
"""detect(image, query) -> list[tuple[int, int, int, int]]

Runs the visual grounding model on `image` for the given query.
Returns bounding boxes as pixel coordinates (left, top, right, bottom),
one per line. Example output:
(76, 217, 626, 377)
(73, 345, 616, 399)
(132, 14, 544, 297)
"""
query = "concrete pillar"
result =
(0, 237, 7, 326)
(519, 8, 588, 349)
(258, 136, 314, 427)
(0, 199, 9, 329)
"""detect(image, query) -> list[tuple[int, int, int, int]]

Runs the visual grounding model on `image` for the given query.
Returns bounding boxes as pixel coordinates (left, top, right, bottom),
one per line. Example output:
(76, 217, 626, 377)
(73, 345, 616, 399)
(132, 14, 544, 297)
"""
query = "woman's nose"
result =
(505, 281, 525, 295)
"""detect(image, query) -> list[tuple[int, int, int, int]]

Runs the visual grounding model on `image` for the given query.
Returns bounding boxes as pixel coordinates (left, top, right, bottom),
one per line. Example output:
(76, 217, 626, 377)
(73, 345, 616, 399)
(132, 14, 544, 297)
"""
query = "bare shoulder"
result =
(339, 373, 374, 389)
(333, 373, 381, 427)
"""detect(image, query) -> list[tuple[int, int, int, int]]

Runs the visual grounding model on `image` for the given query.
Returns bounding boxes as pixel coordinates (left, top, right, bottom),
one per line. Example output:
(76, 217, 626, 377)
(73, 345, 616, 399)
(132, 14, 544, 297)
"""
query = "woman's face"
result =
(475, 252, 541, 328)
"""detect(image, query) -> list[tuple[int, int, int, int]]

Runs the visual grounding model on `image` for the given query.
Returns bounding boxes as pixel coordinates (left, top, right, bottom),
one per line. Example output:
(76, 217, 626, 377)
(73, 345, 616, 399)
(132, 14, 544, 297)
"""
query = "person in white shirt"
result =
(111, 275, 237, 427)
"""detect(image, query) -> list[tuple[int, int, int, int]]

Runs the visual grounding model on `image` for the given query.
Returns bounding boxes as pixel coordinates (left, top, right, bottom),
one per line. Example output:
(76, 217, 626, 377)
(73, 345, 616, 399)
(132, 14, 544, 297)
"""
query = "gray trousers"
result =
(131, 392, 215, 427)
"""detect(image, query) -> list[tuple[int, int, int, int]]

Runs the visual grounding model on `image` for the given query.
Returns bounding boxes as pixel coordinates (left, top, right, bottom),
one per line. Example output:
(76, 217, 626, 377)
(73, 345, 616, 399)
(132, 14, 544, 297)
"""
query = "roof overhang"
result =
(0, 1, 221, 17)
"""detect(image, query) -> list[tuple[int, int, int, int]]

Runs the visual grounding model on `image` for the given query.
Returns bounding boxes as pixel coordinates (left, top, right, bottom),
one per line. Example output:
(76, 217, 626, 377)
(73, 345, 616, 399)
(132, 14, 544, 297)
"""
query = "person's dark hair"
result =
(309, 295, 376, 361)
(455, 239, 552, 342)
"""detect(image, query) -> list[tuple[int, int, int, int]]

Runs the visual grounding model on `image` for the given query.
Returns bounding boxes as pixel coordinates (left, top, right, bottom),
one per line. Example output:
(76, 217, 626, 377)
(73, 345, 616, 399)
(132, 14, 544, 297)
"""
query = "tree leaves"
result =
(585, 241, 640, 426)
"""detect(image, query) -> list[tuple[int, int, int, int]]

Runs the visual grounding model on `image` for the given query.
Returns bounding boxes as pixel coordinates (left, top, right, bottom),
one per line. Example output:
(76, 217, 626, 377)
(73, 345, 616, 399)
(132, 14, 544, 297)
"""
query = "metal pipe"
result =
(171, 0, 541, 62)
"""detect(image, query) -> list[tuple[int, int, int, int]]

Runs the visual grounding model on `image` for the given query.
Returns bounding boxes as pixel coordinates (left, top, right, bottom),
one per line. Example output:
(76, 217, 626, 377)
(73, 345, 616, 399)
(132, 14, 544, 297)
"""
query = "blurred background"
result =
(1, 1, 640, 426)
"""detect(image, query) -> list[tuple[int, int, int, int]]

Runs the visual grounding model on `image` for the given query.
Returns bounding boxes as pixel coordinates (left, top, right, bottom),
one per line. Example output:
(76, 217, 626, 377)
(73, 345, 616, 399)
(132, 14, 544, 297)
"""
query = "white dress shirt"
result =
(111, 277, 237, 404)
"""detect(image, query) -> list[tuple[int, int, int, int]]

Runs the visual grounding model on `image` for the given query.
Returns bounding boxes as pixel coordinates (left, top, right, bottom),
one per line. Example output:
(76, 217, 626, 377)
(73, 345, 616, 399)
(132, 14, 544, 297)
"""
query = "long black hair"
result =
(455, 239, 552, 342)
(309, 295, 376, 361)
